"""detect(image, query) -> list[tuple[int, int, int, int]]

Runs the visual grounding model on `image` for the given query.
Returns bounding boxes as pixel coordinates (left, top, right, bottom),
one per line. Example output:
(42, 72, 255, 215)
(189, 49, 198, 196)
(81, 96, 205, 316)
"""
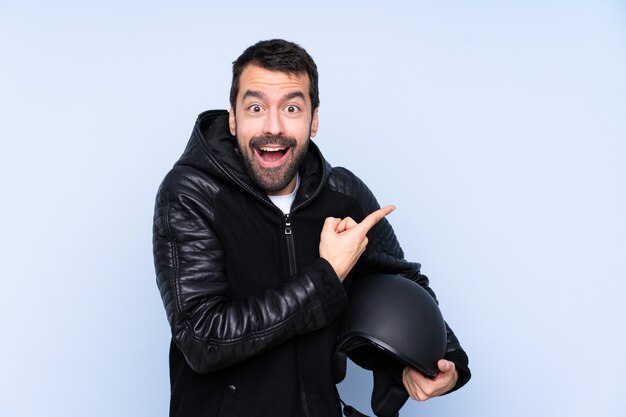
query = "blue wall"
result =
(1, 1, 624, 416)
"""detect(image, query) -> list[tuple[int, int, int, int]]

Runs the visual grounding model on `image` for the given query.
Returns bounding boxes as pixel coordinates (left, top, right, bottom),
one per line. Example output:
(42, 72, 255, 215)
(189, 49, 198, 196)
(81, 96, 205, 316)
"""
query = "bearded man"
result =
(153, 39, 470, 417)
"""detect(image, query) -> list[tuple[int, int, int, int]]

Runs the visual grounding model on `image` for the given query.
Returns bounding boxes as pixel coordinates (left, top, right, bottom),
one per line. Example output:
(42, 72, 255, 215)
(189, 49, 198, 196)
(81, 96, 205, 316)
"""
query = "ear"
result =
(228, 106, 236, 136)
(310, 107, 319, 138)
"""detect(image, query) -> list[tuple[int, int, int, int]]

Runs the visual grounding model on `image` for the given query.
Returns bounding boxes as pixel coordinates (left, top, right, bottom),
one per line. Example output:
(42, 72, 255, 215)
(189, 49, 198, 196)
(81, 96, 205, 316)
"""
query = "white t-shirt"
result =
(268, 174, 300, 214)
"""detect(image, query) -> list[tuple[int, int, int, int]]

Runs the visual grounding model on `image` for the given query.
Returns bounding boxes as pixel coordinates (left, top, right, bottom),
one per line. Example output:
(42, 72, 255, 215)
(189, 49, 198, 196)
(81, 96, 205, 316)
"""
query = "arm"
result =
(153, 171, 347, 373)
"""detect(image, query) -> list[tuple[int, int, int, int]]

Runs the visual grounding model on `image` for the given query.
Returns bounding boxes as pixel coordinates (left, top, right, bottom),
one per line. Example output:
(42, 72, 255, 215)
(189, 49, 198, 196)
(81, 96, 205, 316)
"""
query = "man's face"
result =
(229, 64, 319, 196)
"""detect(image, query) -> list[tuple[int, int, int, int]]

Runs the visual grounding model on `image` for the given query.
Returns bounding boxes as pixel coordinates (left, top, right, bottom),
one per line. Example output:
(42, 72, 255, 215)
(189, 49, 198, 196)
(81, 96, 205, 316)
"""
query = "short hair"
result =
(230, 39, 319, 115)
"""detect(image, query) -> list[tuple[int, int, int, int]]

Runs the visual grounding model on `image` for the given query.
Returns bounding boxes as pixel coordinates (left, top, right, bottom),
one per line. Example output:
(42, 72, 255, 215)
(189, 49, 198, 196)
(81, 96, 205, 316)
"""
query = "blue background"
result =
(1, 1, 625, 416)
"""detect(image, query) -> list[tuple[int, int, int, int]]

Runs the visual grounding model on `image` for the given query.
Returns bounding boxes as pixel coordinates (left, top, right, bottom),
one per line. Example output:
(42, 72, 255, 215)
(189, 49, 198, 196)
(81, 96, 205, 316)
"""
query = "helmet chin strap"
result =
(336, 363, 408, 417)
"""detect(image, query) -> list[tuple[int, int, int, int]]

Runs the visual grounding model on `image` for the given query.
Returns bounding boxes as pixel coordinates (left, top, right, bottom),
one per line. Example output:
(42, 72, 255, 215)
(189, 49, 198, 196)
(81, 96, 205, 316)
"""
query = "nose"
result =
(262, 108, 284, 136)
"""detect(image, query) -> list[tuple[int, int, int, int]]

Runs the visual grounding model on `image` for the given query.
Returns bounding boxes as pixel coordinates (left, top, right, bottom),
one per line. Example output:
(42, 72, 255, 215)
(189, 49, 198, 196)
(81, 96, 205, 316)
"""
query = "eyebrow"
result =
(242, 90, 265, 100)
(284, 91, 306, 101)
(242, 90, 306, 102)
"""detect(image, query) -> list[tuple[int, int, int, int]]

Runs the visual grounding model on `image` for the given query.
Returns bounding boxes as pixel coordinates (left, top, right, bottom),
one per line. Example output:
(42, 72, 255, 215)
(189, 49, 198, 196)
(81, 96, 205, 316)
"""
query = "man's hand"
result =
(319, 205, 395, 281)
(402, 359, 458, 401)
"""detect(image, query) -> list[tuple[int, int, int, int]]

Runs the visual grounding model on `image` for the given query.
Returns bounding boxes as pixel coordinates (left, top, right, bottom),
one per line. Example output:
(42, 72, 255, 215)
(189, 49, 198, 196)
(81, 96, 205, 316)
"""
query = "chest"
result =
(212, 187, 362, 299)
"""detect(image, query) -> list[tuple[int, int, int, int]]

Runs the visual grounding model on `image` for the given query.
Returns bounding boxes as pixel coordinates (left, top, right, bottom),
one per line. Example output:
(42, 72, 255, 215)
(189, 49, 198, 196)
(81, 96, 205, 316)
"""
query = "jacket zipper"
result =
(202, 145, 327, 417)
(284, 214, 297, 277)
(284, 213, 310, 417)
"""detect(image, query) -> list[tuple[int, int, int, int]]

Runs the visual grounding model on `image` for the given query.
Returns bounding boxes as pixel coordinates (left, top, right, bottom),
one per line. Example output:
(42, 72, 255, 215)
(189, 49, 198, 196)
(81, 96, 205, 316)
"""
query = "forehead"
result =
(238, 64, 310, 101)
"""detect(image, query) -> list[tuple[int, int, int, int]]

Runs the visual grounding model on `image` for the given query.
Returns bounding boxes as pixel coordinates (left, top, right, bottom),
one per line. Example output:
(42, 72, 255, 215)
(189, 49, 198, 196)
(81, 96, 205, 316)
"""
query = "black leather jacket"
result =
(153, 110, 470, 417)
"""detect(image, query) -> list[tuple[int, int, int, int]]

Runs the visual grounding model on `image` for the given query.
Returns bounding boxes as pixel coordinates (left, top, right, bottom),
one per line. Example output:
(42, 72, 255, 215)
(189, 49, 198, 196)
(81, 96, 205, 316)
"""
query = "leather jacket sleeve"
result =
(329, 167, 471, 393)
(153, 169, 347, 374)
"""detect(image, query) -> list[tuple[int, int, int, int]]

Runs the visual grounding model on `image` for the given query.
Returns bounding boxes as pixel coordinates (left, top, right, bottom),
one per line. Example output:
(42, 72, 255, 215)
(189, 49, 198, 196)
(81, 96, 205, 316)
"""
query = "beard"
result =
(238, 134, 309, 194)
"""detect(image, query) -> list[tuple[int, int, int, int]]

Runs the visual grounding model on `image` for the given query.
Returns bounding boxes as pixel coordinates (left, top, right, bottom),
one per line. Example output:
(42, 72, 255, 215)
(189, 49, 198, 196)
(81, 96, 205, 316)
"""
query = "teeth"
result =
(259, 147, 286, 152)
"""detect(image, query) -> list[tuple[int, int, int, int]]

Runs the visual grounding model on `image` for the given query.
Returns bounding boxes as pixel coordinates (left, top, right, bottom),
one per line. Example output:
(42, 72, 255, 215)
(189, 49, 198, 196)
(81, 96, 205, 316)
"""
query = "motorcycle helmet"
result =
(336, 273, 447, 379)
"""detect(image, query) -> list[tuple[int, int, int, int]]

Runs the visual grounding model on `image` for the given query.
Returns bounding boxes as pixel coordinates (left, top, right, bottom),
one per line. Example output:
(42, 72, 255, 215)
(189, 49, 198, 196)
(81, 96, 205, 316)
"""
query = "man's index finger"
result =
(358, 205, 396, 233)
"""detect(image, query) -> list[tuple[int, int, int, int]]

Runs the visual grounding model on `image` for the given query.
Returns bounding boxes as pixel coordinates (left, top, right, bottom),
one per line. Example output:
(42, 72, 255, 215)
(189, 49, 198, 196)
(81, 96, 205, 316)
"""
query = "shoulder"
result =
(154, 164, 226, 227)
(157, 164, 223, 203)
(327, 167, 379, 212)
(328, 166, 368, 195)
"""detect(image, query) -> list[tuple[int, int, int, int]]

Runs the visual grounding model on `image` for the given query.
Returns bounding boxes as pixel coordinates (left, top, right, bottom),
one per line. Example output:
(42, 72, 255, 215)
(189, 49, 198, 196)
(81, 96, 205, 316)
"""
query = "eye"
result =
(285, 105, 299, 113)
(248, 104, 263, 113)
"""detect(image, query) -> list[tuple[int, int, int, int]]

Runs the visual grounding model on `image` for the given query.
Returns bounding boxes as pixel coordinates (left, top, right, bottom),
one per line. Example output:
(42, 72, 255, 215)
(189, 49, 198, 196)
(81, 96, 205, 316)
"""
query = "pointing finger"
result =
(358, 205, 396, 233)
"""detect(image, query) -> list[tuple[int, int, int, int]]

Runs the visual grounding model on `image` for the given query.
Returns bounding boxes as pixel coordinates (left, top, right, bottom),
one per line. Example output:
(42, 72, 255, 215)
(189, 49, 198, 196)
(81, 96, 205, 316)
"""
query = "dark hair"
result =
(230, 39, 319, 115)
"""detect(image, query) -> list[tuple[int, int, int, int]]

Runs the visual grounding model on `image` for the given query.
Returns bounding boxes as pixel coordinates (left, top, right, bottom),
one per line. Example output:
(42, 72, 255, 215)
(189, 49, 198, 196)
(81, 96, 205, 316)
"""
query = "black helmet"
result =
(336, 273, 447, 379)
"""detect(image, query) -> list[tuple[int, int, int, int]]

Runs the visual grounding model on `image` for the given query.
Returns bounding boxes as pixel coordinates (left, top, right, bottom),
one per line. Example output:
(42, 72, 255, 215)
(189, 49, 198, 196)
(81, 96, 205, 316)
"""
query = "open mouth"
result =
(255, 146, 290, 166)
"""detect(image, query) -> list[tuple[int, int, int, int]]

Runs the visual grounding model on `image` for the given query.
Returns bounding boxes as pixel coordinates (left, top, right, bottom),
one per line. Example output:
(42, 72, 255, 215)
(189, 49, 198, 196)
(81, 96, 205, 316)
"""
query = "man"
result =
(153, 39, 470, 417)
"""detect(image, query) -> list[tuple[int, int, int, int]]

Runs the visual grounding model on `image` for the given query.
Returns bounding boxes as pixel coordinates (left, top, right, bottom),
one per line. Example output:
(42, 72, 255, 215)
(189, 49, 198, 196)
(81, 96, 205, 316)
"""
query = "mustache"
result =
(249, 135, 297, 148)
